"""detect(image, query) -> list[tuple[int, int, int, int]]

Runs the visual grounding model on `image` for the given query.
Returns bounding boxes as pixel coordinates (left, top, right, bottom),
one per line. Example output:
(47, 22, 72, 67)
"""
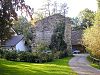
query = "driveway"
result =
(69, 54, 100, 75)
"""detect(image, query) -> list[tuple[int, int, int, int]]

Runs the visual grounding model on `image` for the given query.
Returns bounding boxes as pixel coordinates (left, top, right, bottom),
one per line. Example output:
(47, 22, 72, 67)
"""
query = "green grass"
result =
(0, 57, 77, 75)
(91, 63, 100, 69)
(87, 56, 100, 69)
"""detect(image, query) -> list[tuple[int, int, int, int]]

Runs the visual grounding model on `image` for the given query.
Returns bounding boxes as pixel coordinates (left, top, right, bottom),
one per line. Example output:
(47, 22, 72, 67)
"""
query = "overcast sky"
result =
(25, 0, 98, 17)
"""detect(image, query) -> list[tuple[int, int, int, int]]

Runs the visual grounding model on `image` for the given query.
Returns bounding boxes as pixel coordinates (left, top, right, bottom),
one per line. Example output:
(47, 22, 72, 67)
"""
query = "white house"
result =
(1, 35, 26, 51)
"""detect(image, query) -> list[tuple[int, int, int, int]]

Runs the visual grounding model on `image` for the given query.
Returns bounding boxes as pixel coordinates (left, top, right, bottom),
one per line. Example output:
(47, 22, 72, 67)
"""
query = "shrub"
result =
(0, 49, 5, 58)
(53, 51, 67, 59)
(59, 50, 67, 58)
(35, 43, 50, 52)
(18, 51, 40, 62)
(5, 50, 18, 61)
(0, 48, 67, 63)
(18, 51, 31, 62)
(39, 53, 53, 62)
(18, 51, 28, 62)
(82, 25, 100, 59)
(47, 53, 53, 62)
(32, 52, 53, 63)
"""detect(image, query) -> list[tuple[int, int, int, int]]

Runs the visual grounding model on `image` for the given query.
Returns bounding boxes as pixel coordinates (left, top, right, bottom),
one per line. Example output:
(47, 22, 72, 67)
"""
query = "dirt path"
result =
(69, 54, 100, 75)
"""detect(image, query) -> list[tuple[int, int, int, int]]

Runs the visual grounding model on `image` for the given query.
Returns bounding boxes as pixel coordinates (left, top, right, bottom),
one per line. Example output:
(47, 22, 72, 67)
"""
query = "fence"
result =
(89, 55, 100, 68)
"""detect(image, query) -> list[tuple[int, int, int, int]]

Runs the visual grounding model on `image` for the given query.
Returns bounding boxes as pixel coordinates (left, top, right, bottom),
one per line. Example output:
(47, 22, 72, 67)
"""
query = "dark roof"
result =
(71, 30, 83, 45)
(2, 35, 24, 47)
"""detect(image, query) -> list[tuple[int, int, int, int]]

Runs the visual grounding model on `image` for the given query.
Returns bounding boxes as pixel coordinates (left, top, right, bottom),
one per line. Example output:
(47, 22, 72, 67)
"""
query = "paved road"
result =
(69, 54, 100, 75)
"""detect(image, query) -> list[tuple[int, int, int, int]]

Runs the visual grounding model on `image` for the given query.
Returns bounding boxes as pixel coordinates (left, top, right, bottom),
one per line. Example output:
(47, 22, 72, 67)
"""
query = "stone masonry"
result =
(32, 14, 72, 53)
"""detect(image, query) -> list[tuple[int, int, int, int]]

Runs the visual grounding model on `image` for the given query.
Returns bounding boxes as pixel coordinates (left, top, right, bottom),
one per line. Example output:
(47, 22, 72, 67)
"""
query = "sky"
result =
(25, 0, 98, 17)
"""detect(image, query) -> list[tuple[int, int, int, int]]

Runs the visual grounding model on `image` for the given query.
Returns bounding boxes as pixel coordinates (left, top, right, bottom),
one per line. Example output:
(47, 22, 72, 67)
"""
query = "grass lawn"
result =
(0, 57, 77, 75)
(91, 63, 100, 69)
(87, 56, 100, 69)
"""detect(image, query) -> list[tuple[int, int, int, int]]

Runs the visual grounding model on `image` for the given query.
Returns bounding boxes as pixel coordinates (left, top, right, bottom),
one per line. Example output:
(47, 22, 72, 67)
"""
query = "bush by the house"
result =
(18, 51, 31, 62)
(0, 48, 67, 63)
(0, 49, 5, 58)
(53, 50, 67, 59)
(18, 51, 39, 62)
(5, 50, 18, 61)
(38, 52, 53, 63)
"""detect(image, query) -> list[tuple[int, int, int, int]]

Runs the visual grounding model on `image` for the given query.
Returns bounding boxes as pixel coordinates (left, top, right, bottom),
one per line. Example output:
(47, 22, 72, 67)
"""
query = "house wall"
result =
(35, 31, 53, 44)
(34, 14, 71, 46)
(16, 40, 27, 51)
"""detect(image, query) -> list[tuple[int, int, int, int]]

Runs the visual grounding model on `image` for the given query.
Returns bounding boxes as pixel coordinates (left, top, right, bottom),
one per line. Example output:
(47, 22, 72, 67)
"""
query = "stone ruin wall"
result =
(32, 14, 72, 52)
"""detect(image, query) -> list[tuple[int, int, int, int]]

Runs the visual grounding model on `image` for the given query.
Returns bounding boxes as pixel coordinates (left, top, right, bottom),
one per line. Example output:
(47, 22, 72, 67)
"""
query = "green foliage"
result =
(0, 49, 18, 60)
(91, 63, 100, 69)
(0, 49, 5, 58)
(36, 43, 49, 51)
(94, 11, 100, 26)
(17, 51, 52, 63)
(4, 50, 18, 61)
(82, 1, 100, 59)
(37, 53, 53, 63)
(0, 48, 68, 63)
(50, 22, 67, 51)
(53, 50, 67, 59)
(0, 49, 54, 63)
(0, 0, 33, 45)
(13, 16, 32, 36)
(71, 17, 80, 27)
(33, 11, 45, 22)
(97, 0, 100, 10)
(13, 16, 33, 51)
(82, 10, 100, 59)
(82, 25, 100, 59)
(78, 8, 95, 28)
(87, 56, 100, 69)
(18, 51, 38, 62)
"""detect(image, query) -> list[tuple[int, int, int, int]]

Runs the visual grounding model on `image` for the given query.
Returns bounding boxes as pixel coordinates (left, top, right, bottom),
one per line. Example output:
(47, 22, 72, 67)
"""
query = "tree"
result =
(13, 16, 32, 36)
(94, 0, 100, 26)
(50, 22, 67, 51)
(59, 3, 68, 16)
(94, 11, 100, 26)
(78, 8, 95, 28)
(31, 11, 45, 25)
(82, 25, 100, 59)
(38, 1, 68, 17)
(71, 17, 79, 26)
(52, 1, 58, 14)
(71, 17, 82, 30)
(13, 16, 33, 51)
(82, 1, 100, 59)
(41, 0, 52, 17)
(0, 0, 33, 46)
(97, 0, 100, 10)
